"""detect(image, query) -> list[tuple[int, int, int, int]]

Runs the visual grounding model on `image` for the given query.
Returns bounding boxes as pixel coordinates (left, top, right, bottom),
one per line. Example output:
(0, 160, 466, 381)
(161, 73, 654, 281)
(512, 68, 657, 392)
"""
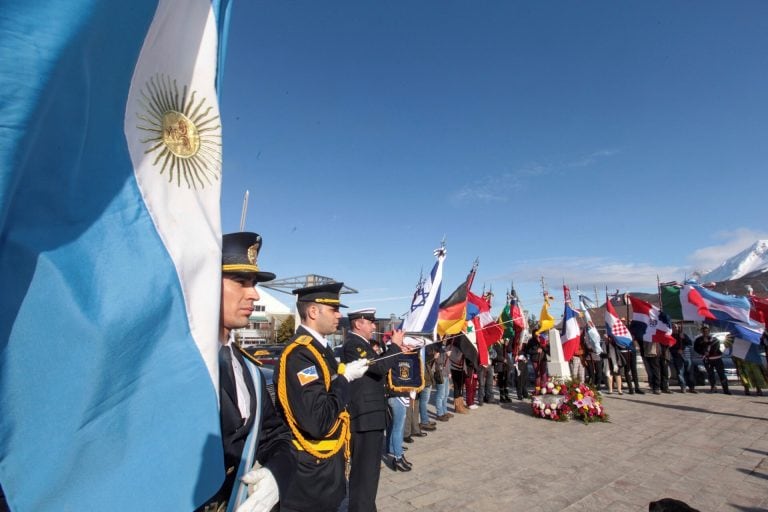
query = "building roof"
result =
(255, 287, 292, 315)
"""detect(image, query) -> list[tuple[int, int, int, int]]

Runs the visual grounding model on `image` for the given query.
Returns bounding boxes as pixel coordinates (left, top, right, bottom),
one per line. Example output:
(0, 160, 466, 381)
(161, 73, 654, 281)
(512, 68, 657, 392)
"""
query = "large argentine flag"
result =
(1, 1, 230, 510)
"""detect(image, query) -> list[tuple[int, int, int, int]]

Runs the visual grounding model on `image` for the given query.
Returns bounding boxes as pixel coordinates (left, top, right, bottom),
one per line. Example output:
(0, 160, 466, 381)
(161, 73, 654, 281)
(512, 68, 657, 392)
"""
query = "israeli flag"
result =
(1, 1, 230, 510)
(401, 246, 445, 347)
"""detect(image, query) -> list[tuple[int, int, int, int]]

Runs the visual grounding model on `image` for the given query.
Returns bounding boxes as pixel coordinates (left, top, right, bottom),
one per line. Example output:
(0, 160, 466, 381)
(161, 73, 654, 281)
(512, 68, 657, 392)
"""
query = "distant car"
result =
(690, 353, 739, 387)
(243, 344, 283, 367)
(689, 333, 740, 387)
(258, 365, 276, 402)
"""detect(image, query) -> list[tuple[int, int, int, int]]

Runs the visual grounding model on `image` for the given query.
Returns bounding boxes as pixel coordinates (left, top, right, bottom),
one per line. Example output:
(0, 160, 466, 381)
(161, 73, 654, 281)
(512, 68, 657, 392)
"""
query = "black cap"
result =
(292, 282, 347, 308)
(222, 232, 276, 282)
(348, 308, 376, 322)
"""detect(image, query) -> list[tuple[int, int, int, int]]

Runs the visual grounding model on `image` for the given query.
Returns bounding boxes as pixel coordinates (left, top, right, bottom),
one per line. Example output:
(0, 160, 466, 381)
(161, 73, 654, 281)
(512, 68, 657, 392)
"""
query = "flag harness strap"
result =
(277, 335, 351, 460)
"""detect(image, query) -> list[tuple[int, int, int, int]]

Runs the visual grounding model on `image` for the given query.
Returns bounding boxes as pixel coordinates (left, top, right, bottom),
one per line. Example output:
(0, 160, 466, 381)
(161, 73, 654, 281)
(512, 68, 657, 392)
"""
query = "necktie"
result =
(219, 345, 238, 408)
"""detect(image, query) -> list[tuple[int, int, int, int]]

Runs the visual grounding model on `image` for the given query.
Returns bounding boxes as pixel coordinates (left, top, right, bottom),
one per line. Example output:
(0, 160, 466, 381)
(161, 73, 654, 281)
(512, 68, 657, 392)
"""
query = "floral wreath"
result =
(531, 378, 608, 423)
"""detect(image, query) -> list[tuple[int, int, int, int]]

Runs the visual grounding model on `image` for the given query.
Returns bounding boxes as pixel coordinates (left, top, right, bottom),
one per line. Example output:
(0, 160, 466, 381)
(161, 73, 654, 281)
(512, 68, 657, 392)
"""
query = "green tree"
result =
(275, 316, 295, 344)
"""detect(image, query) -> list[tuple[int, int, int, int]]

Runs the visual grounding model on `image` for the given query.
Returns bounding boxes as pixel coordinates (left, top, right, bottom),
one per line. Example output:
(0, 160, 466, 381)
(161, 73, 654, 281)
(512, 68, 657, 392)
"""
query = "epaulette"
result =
(294, 335, 313, 346)
(237, 346, 263, 366)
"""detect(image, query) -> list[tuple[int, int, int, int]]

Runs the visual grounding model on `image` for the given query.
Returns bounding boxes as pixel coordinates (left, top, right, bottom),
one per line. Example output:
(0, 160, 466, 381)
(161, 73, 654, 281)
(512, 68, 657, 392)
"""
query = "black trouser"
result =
(705, 357, 729, 391)
(622, 350, 640, 389)
(647, 356, 661, 391)
(513, 360, 529, 399)
(497, 363, 509, 393)
(281, 450, 346, 512)
(586, 358, 603, 388)
(349, 429, 384, 512)
(451, 368, 464, 399)
(660, 356, 669, 391)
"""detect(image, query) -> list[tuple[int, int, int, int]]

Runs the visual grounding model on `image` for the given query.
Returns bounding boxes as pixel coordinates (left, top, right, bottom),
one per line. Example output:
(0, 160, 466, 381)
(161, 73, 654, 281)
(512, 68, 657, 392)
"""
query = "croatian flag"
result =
(560, 303, 582, 361)
(1, 1, 230, 510)
(605, 298, 633, 349)
(401, 246, 445, 347)
(627, 296, 675, 347)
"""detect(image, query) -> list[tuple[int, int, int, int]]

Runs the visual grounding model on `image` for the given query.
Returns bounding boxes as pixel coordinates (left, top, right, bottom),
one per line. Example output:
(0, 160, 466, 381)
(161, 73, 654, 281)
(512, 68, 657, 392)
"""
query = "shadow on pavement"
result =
(735, 467, 768, 481)
(727, 505, 767, 512)
(616, 398, 768, 421)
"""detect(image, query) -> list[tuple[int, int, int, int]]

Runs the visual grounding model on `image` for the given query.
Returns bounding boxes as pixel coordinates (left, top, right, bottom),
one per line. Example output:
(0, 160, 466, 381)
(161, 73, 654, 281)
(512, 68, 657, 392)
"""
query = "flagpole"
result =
(239, 189, 249, 232)
(656, 274, 663, 309)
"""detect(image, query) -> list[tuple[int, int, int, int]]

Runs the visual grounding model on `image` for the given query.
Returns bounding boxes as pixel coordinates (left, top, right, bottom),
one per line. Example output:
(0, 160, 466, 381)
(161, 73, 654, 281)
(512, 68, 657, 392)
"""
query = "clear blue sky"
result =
(219, 1, 768, 319)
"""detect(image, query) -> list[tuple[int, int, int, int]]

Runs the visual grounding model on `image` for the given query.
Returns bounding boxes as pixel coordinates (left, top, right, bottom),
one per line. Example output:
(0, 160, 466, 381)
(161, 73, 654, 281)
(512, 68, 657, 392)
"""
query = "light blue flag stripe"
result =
(1, 1, 228, 510)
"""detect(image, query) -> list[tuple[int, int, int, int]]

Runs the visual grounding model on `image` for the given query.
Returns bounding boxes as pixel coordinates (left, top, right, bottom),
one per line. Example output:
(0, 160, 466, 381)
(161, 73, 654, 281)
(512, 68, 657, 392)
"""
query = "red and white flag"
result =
(628, 296, 676, 347)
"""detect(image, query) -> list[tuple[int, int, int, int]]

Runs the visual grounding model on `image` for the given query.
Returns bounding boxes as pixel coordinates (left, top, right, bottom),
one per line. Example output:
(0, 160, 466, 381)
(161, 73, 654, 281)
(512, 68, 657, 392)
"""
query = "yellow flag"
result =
(535, 298, 555, 335)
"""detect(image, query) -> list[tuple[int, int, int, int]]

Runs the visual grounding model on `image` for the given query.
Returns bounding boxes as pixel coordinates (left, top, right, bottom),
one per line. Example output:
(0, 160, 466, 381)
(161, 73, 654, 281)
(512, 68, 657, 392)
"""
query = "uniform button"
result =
(226, 466, 235, 475)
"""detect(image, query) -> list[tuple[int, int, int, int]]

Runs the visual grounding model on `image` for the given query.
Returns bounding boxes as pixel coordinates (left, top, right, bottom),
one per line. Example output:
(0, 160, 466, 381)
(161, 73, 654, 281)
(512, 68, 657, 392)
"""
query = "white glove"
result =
(342, 358, 369, 382)
(235, 467, 279, 512)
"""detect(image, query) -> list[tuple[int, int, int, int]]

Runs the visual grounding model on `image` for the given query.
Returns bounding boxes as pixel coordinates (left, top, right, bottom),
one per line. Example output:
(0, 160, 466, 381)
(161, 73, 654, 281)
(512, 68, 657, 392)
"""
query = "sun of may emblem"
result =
(136, 74, 221, 189)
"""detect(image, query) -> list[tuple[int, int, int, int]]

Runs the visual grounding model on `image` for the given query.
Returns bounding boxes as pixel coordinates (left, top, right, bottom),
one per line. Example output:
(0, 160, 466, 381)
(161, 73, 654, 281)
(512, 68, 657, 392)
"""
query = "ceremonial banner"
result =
(387, 351, 425, 392)
(0, 1, 230, 509)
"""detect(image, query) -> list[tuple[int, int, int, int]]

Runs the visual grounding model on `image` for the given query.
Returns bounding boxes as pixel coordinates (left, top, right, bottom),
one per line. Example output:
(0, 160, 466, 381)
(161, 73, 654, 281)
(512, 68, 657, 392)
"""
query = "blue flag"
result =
(1, 1, 231, 509)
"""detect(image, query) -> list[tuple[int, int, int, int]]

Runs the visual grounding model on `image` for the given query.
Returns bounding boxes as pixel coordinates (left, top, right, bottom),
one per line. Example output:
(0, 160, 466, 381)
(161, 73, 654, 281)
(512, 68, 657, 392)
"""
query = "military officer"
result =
(200, 232, 296, 512)
(342, 308, 406, 512)
(274, 283, 369, 512)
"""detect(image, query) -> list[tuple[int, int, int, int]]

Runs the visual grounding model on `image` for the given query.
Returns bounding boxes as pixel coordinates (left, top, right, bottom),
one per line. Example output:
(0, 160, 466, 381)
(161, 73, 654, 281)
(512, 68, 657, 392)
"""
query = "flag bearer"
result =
(274, 283, 369, 512)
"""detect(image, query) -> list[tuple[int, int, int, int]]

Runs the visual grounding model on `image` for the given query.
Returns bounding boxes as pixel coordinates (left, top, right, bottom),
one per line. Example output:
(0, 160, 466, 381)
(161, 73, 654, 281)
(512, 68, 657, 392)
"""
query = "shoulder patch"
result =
(296, 365, 319, 386)
(356, 347, 367, 358)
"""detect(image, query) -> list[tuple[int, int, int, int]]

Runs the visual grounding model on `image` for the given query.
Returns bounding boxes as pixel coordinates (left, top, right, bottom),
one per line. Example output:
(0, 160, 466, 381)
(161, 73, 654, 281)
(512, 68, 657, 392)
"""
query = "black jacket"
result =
(214, 346, 295, 505)
(341, 332, 401, 432)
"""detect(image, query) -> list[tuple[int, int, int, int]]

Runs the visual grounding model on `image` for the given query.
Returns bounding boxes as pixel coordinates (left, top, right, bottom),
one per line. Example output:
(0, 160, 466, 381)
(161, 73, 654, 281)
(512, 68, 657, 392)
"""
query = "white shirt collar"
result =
(301, 325, 329, 348)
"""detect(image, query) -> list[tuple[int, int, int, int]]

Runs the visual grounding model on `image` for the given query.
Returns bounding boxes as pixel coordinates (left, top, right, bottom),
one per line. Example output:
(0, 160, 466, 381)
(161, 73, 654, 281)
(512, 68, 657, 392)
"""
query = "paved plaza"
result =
(375, 390, 768, 511)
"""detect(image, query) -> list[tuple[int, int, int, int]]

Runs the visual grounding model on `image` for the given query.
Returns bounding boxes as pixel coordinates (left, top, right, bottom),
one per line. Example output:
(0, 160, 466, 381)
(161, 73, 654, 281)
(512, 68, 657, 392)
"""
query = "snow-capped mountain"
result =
(699, 240, 768, 282)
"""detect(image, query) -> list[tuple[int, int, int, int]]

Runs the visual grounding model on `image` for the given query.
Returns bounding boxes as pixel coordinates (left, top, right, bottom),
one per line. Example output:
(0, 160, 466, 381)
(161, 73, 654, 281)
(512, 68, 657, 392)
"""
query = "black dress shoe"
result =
(403, 436, 414, 443)
(635, 388, 645, 395)
(392, 457, 412, 472)
(401, 455, 413, 468)
(412, 431, 428, 437)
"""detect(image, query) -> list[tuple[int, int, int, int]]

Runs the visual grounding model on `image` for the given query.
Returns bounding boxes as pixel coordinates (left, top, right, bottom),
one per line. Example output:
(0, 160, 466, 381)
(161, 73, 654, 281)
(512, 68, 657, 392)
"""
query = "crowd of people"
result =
(197, 231, 768, 512)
